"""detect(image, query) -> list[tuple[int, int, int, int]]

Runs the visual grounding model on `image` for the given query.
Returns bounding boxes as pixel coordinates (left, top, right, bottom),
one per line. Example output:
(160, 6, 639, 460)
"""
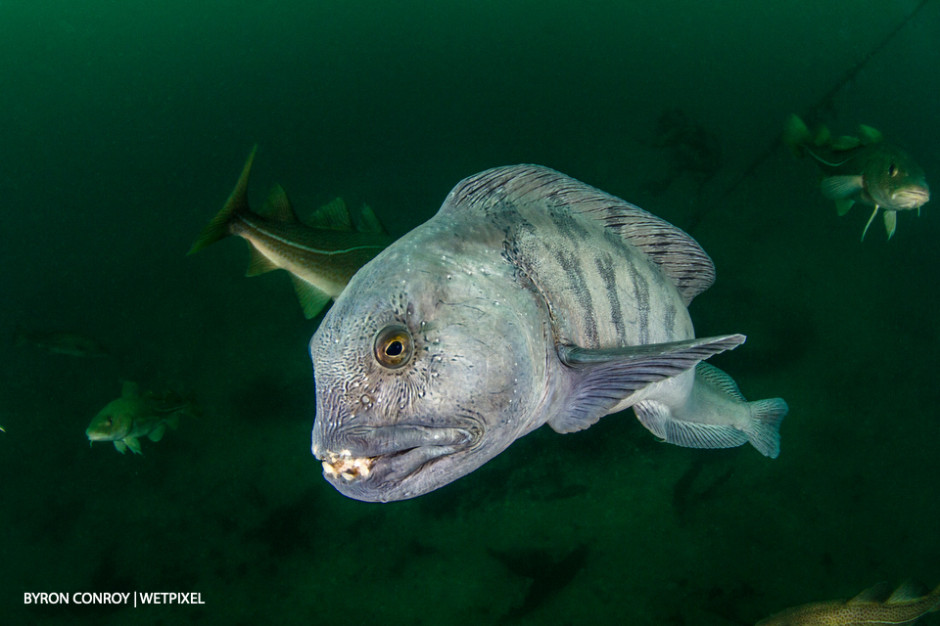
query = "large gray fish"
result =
(309, 165, 788, 502)
(189, 146, 392, 318)
(783, 114, 930, 241)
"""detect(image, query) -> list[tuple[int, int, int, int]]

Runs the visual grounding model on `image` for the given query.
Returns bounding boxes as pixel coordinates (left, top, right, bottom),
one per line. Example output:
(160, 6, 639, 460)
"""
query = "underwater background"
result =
(2, 1, 939, 624)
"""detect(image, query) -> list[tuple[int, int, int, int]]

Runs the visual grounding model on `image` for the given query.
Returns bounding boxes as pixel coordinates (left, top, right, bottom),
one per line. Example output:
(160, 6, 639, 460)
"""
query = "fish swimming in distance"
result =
(756, 581, 940, 625)
(309, 164, 788, 502)
(783, 114, 930, 241)
(188, 146, 393, 318)
(14, 326, 109, 358)
(86, 381, 196, 454)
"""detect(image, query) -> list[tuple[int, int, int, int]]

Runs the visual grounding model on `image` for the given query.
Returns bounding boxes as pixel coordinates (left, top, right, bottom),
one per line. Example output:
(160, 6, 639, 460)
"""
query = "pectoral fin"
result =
(148, 424, 167, 442)
(549, 334, 746, 433)
(820, 175, 864, 200)
(123, 436, 143, 455)
(834, 198, 855, 216)
(861, 205, 880, 242)
(883, 209, 897, 240)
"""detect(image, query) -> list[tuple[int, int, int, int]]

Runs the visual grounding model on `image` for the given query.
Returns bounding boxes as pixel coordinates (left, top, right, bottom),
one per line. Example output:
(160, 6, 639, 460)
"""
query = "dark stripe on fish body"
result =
(663, 300, 677, 336)
(595, 254, 626, 340)
(627, 261, 651, 344)
(554, 248, 598, 345)
(547, 204, 592, 242)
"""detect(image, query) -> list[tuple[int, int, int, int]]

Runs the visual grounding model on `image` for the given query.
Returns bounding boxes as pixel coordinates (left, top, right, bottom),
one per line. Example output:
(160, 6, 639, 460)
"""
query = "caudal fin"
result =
(188, 145, 258, 255)
(745, 398, 788, 459)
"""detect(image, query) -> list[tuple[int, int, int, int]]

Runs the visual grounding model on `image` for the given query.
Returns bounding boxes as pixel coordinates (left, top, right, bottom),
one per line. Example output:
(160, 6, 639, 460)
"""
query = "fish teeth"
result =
(321, 450, 375, 481)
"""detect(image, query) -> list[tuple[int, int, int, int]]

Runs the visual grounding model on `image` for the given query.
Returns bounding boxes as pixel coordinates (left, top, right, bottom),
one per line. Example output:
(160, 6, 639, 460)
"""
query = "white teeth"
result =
(321, 450, 375, 481)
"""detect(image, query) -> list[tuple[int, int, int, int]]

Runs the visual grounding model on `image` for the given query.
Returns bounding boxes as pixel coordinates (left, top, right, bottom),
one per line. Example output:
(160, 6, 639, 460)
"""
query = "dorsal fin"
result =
(258, 184, 297, 222)
(848, 582, 893, 604)
(121, 380, 140, 399)
(695, 362, 746, 401)
(442, 165, 715, 305)
(355, 203, 388, 234)
(309, 197, 353, 231)
(858, 124, 883, 145)
(831, 135, 862, 151)
(886, 582, 923, 604)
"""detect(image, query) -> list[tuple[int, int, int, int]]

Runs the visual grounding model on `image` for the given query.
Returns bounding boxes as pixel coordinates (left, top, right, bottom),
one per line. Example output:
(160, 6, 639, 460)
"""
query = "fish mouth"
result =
(891, 185, 930, 209)
(313, 424, 478, 501)
(85, 429, 109, 442)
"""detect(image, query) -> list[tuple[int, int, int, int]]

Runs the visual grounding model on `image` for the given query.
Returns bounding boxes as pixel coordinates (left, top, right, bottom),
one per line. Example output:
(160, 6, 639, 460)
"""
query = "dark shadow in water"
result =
(489, 543, 589, 622)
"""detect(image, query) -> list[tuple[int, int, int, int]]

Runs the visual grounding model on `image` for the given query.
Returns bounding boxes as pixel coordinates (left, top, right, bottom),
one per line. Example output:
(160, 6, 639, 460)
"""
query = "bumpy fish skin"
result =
(310, 165, 786, 502)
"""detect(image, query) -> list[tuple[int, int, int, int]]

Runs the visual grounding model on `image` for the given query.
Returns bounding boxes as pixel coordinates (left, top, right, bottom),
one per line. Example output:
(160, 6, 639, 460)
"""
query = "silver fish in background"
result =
(86, 381, 196, 455)
(14, 326, 109, 358)
(188, 146, 392, 318)
(309, 165, 787, 502)
(783, 114, 930, 241)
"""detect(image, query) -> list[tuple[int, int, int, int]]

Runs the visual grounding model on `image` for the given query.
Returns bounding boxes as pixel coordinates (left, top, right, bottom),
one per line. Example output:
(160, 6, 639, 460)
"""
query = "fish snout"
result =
(891, 184, 930, 209)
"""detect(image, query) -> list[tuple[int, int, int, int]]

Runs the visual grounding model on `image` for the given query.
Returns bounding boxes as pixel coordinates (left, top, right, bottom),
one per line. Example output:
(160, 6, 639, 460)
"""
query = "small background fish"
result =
(783, 114, 930, 241)
(756, 581, 940, 625)
(14, 326, 109, 358)
(86, 381, 197, 455)
(188, 146, 392, 318)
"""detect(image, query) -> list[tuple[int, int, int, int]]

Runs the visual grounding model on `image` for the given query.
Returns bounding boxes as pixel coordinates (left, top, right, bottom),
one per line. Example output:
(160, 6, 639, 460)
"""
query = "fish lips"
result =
(312, 423, 478, 502)
(891, 184, 930, 209)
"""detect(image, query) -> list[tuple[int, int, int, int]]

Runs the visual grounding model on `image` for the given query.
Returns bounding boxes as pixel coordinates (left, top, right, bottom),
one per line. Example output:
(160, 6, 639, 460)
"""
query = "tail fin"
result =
(782, 114, 811, 158)
(188, 145, 258, 255)
(745, 398, 788, 459)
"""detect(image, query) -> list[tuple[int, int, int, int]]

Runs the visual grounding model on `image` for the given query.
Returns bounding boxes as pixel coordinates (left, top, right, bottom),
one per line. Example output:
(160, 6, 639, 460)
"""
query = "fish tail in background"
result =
(744, 398, 788, 459)
(187, 144, 258, 255)
(782, 114, 812, 158)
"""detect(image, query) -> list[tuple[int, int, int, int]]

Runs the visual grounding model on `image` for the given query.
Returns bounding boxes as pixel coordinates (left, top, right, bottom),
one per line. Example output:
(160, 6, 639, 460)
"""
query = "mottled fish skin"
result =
(310, 165, 786, 502)
(756, 582, 940, 626)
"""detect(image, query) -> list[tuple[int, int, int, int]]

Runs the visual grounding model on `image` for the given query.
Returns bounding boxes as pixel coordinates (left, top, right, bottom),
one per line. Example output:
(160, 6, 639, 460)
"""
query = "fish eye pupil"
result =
(373, 325, 413, 369)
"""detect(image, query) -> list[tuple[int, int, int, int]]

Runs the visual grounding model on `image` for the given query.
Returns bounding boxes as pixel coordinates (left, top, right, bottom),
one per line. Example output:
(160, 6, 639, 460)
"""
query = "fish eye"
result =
(888, 163, 898, 177)
(373, 325, 414, 369)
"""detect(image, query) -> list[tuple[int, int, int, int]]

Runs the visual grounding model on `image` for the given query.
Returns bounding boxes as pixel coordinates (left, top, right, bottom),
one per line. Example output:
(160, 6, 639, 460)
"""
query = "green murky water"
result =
(2, 1, 938, 624)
